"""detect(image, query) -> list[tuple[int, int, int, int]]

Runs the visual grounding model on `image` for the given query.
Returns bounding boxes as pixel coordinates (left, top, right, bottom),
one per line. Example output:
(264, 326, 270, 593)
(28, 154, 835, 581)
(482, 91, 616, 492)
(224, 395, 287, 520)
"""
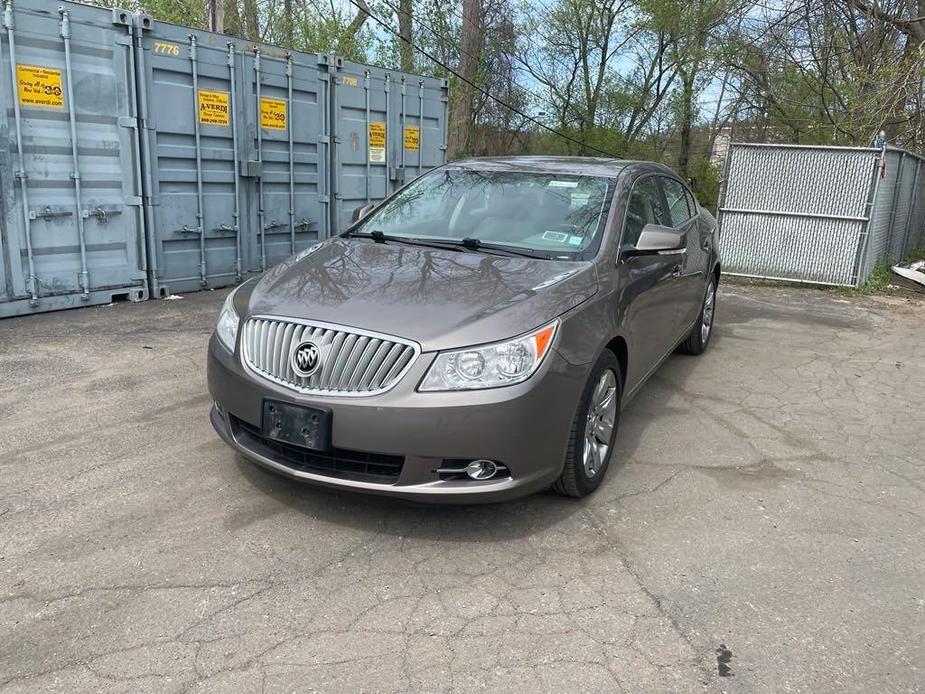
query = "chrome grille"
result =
(241, 317, 419, 396)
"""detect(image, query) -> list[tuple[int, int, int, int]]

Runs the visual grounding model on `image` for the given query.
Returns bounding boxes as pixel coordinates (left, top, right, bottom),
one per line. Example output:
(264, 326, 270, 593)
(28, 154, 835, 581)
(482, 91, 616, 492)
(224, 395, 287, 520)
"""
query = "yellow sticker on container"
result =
(198, 89, 230, 126)
(260, 97, 287, 130)
(17, 65, 63, 108)
(341, 75, 358, 87)
(368, 121, 386, 162)
(404, 126, 420, 151)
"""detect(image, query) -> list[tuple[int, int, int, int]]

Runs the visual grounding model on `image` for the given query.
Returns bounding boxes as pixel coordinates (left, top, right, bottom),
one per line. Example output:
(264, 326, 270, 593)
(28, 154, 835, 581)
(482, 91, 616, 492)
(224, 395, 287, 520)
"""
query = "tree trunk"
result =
(346, 0, 372, 37)
(284, 0, 293, 45)
(243, 0, 259, 40)
(208, 0, 224, 33)
(448, 0, 483, 157)
(398, 0, 414, 72)
(678, 70, 695, 178)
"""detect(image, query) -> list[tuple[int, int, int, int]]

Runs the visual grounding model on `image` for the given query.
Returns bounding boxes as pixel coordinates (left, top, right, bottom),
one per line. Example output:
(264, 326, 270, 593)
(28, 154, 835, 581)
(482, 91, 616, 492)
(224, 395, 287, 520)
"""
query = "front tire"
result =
(679, 277, 716, 355)
(554, 350, 623, 498)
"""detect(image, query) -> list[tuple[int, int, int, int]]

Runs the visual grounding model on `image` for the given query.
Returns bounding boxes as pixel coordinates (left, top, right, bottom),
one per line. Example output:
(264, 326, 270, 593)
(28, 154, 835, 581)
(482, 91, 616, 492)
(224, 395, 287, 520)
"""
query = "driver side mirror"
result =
(352, 204, 375, 223)
(627, 224, 685, 254)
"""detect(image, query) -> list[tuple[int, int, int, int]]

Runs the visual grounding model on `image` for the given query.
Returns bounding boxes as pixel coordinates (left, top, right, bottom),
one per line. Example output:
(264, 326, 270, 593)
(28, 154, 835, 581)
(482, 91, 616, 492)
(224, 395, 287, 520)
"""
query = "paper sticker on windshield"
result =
(260, 97, 287, 130)
(198, 89, 229, 126)
(542, 230, 569, 243)
(548, 180, 578, 188)
(17, 65, 63, 108)
(567, 235, 583, 246)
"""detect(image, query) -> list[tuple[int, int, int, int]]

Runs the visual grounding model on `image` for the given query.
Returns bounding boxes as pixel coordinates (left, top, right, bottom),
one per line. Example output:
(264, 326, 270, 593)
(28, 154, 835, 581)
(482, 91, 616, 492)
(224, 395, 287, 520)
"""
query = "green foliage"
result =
(858, 266, 895, 295)
(685, 156, 721, 213)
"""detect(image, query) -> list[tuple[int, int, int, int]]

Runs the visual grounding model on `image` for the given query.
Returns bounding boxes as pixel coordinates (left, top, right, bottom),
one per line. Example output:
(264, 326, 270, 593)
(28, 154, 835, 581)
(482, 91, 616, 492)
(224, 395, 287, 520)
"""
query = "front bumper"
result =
(207, 333, 587, 503)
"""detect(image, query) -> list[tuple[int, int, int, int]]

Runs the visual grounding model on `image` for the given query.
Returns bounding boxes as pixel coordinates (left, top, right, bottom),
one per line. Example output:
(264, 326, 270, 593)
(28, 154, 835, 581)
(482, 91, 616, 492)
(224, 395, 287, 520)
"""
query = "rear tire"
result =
(554, 350, 623, 498)
(679, 277, 716, 356)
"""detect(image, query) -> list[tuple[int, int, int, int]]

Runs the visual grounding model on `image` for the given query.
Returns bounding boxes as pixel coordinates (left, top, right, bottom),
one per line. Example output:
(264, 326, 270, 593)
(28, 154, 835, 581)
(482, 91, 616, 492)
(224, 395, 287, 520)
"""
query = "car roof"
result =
(444, 156, 675, 179)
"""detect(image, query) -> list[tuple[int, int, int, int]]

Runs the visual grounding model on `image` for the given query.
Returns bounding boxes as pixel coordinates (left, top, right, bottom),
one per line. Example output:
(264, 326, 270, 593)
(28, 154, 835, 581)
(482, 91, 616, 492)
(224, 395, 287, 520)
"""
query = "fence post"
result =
(853, 149, 885, 287)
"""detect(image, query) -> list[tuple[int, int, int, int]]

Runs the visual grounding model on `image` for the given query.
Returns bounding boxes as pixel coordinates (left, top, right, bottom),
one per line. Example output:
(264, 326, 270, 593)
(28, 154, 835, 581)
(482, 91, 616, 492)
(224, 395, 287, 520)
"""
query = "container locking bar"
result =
(227, 43, 242, 282)
(59, 6, 91, 300)
(189, 34, 208, 287)
(286, 53, 296, 255)
(4, 0, 40, 305)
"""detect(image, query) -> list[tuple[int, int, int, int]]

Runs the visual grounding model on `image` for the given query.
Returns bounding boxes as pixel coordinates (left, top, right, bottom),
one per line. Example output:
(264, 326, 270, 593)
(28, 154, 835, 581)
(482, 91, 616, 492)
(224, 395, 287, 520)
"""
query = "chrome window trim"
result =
(240, 315, 422, 398)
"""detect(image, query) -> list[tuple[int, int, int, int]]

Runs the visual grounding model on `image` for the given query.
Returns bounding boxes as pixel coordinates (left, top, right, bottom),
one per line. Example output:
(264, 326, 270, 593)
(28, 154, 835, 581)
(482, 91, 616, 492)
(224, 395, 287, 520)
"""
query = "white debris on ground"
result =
(163, 294, 184, 300)
(891, 259, 925, 290)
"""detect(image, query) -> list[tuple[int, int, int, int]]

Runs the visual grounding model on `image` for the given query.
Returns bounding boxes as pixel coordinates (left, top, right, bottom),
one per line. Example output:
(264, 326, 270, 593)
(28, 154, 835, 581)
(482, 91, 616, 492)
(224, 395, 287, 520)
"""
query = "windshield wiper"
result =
(457, 237, 555, 260)
(346, 231, 556, 260)
(345, 230, 470, 253)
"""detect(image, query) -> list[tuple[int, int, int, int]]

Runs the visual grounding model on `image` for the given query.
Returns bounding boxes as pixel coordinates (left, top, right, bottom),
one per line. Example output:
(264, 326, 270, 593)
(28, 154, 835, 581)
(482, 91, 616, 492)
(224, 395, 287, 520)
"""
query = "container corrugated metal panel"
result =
(718, 144, 878, 286)
(0, 0, 148, 317)
(331, 59, 448, 233)
(241, 46, 327, 273)
(134, 18, 326, 295)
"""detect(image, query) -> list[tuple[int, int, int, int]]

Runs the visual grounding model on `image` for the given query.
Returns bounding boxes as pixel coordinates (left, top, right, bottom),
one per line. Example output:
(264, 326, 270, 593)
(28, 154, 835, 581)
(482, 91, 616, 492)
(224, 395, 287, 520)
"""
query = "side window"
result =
(623, 177, 667, 246)
(661, 177, 693, 227)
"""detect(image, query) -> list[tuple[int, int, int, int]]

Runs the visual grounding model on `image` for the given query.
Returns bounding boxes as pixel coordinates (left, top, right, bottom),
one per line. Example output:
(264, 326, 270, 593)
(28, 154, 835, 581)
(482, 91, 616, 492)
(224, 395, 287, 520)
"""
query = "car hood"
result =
(245, 238, 598, 351)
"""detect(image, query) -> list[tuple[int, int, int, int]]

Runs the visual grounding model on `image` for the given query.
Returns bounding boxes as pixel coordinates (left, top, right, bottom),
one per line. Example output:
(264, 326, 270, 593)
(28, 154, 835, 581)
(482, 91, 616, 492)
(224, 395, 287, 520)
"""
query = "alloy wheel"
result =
(583, 369, 617, 478)
(701, 281, 716, 343)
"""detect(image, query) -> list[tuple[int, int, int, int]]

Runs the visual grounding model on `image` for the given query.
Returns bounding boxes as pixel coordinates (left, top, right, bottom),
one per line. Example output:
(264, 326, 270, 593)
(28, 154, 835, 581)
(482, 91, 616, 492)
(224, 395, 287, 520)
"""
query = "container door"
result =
(135, 20, 252, 295)
(0, 0, 147, 316)
(330, 60, 392, 234)
(239, 46, 325, 271)
(386, 72, 449, 200)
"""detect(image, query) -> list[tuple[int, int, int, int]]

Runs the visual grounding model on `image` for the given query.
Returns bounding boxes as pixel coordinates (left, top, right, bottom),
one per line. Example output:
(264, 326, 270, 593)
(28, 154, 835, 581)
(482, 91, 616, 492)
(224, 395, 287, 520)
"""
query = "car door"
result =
(616, 175, 684, 393)
(660, 176, 708, 331)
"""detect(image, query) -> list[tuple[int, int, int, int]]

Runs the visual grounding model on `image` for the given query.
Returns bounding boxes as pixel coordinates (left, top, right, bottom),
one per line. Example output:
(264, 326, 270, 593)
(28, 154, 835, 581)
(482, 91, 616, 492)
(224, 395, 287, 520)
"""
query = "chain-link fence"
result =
(717, 143, 925, 287)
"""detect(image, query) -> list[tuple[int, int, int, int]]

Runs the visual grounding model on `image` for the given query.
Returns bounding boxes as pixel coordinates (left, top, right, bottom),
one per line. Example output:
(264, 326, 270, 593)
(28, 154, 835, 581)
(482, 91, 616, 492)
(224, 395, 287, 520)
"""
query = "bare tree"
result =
(448, 0, 484, 156)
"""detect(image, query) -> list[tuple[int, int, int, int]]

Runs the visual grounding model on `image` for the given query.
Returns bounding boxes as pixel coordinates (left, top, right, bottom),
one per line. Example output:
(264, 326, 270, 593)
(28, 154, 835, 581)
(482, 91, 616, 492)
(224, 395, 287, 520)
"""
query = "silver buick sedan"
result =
(208, 156, 720, 502)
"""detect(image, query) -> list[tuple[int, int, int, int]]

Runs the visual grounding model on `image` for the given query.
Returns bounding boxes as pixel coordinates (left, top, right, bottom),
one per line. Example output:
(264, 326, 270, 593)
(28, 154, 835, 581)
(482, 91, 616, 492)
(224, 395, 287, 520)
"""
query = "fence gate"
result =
(718, 143, 925, 287)
(0, 0, 148, 317)
(717, 144, 880, 286)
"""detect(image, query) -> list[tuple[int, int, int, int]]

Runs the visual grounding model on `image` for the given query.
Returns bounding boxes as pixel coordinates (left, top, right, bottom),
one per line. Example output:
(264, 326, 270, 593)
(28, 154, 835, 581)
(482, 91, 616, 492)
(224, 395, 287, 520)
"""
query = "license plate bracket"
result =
(261, 399, 331, 451)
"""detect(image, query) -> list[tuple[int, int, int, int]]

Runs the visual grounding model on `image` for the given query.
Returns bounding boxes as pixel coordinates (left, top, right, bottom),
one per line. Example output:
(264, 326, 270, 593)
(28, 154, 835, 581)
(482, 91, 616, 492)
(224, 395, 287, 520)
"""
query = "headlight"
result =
(215, 287, 240, 351)
(419, 321, 558, 391)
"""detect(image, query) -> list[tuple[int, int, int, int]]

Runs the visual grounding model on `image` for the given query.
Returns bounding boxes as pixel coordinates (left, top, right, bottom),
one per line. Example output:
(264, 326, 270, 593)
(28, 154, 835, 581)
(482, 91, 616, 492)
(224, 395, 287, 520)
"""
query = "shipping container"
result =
(329, 59, 448, 233)
(0, 0, 448, 317)
(0, 0, 148, 317)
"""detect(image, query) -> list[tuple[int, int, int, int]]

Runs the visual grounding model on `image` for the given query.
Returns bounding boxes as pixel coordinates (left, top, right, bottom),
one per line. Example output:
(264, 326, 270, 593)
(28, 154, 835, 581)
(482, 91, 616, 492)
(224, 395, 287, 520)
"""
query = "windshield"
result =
(353, 168, 614, 258)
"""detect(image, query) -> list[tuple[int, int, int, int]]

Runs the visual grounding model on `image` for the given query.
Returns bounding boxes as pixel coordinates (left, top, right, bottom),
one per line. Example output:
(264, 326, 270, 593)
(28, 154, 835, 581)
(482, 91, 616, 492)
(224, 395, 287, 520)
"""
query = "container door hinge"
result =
(111, 8, 133, 26)
(118, 116, 137, 128)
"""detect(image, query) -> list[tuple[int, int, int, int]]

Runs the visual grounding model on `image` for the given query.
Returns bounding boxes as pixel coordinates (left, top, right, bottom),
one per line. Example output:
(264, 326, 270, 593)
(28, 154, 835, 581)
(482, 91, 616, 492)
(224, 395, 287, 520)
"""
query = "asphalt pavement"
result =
(1, 284, 923, 693)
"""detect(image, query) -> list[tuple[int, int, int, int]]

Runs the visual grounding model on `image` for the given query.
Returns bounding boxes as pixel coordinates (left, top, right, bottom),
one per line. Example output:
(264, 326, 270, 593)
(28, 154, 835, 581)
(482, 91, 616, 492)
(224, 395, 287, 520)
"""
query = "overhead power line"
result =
(344, 0, 620, 158)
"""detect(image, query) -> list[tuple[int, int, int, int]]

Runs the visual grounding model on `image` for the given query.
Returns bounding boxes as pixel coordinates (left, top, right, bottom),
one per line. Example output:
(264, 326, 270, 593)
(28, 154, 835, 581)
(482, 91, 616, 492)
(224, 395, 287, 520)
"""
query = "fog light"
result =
(466, 459, 498, 480)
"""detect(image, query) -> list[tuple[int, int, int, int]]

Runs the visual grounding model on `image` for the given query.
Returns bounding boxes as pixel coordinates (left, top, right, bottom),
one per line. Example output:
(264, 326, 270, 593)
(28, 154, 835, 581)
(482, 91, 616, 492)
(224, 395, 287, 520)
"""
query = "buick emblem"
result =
(291, 340, 321, 377)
